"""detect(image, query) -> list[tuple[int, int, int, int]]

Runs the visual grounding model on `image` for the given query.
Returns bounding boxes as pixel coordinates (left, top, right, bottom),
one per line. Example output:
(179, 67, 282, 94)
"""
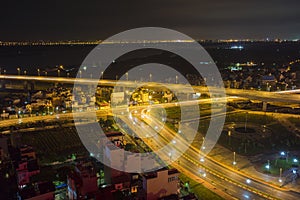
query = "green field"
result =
(21, 126, 87, 163)
(179, 174, 224, 200)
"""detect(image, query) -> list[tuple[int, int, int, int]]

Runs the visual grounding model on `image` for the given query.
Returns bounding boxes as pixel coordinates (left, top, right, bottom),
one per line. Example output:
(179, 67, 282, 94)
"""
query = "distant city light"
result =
(230, 45, 244, 50)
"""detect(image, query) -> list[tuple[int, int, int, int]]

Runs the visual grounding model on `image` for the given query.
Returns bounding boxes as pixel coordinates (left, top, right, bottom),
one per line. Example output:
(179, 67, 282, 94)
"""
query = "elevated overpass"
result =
(0, 75, 299, 104)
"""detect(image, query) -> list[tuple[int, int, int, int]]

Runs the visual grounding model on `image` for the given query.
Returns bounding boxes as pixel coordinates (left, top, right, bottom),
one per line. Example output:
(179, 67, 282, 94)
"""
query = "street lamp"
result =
(57, 69, 60, 77)
(79, 70, 82, 78)
(202, 137, 205, 150)
(175, 75, 178, 84)
(126, 72, 128, 81)
(101, 71, 103, 79)
(279, 168, 283, 183)
(233, 151, 237, 165)
(149, 73, 152, 82)
(17, 67, 20, 75)
(45, 71, 48, 76)
(24, 70, 27, 75)
(244, 112, 248, 132)
(37, 68, 40, 76)
(228, 130, 232, 145)
(265, 160, 270, 172)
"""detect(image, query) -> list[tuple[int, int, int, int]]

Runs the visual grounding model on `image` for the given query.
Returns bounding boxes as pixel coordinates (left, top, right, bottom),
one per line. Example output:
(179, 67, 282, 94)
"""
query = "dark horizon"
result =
(1, 0, 300, 41)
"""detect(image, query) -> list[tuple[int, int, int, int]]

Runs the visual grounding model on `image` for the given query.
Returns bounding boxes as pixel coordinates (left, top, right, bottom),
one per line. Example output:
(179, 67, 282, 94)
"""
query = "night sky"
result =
(1, 0, 300, 41)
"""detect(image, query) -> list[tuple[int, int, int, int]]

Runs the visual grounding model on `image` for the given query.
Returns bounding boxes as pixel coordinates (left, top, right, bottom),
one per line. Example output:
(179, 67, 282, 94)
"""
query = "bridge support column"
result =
(262, 101, 268, 112)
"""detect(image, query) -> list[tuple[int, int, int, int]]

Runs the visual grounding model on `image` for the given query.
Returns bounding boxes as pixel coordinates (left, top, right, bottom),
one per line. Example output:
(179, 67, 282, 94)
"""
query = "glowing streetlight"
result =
(37, 68, 40, 76)
(279, 168, 282, 183)
(17, 67, 20, 75)
(265, 160, 270, 171)
(57, 69, 60, 77)
(149, 73, 152, 82)
(233, 151, 237, 165)
(126, 72, 128, 81)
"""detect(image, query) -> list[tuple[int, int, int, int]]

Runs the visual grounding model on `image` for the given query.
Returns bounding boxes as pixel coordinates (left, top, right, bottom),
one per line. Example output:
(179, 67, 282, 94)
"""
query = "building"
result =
(142, 168, 180, 200)
(0, 135, 9, 158)
(18, 181, 55, 200)
(67, 162, 98, 200)
(17, 146, 40, 187)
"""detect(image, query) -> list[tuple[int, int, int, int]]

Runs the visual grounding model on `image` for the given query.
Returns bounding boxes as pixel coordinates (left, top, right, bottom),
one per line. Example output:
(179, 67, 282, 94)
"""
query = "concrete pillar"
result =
(262, 102, 268, 112)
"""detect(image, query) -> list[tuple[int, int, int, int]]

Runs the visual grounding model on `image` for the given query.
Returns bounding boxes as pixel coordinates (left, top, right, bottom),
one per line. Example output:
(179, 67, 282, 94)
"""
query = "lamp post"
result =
(279, 168, 283, 183)
(244, 112, 248, 132)
(201, 136, 206, 150)
(233, 151, 237, 165)
(228, 130, 232, 145)
(57, 69, 60, 77)
(265, 160, 270, 172)
(149, 73, 152, 82)
(24, 70, 27, 75)
(37, 68, 40, 76)
(126, 72, 128, 81)
(175, 75, 178, 84)
(101, 71, 103, 79)
(17, 67, 20, 75)
(45, 71, 48, 76)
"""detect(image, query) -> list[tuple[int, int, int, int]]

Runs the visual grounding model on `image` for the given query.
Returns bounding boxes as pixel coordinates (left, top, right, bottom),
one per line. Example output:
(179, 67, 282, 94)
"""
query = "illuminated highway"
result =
(1, 75, 300, 104)
(117, 105, 300, 200)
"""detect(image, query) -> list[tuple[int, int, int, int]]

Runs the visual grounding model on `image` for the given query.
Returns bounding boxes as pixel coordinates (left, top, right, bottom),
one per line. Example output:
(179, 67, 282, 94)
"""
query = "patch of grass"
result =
(21, 126, 87, 163)
(225, 113, 273, 126)
(288, 117, 300, 129)
(261, 158, 299, 175)
(179, 174, 224, 200)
